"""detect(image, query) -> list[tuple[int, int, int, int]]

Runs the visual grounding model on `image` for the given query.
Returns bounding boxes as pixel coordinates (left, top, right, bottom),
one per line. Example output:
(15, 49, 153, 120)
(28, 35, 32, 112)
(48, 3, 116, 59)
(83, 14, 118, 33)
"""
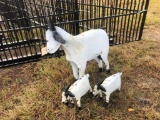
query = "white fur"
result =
(61, 74, 92, 107)
(93, 72, 122, 103)
(46, 26, 110, 79)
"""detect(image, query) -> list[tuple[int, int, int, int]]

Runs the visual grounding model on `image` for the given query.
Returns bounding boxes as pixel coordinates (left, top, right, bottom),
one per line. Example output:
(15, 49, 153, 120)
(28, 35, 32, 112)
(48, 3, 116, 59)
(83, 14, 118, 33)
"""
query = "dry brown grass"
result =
(0, 0, 160, 120)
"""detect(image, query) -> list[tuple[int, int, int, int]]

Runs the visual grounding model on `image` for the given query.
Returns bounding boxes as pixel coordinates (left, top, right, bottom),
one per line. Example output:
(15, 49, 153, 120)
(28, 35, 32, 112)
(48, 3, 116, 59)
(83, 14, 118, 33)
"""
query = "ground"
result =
(0, 0, 160, 120)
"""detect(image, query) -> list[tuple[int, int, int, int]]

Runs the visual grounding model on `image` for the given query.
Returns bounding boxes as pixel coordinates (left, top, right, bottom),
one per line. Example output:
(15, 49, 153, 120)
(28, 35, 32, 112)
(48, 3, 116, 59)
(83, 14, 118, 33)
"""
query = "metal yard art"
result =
(0, 0, 150, 67)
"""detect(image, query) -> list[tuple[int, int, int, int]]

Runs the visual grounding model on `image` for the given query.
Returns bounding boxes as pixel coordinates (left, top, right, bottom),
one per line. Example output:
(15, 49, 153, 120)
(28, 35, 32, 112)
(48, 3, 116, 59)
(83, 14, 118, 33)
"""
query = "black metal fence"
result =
(0, 0, 150, 68)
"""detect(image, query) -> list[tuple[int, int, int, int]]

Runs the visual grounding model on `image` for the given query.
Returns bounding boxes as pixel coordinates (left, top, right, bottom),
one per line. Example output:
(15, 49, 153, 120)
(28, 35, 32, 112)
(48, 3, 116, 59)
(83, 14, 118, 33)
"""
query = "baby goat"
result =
(45, 13, 110, 79)
(93, 72, 122, 107)
(62, 74, 92, 112)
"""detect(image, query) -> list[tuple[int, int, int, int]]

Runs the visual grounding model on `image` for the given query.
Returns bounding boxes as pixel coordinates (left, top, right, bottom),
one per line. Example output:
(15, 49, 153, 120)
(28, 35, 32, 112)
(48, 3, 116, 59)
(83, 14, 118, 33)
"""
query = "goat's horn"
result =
(45, 9, 52, 31)
(98, 79, 104, 86)
(65, 82, 72, 92)
(65, 79, 75, 91)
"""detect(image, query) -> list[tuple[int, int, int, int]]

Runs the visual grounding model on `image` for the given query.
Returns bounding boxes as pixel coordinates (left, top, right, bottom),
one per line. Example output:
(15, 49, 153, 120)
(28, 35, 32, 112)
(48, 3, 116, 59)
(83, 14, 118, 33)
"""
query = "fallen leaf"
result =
(128, 108, 134, 112)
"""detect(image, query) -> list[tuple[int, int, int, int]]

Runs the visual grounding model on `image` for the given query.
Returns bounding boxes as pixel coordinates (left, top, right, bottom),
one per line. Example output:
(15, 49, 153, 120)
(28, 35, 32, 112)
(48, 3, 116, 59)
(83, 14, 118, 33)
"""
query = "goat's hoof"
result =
(106, 69, 111, 74)
(99, 68, 103, 73)
(89, 92, 94, 98)
(97, 97, 103, 102)
(102, 102, 109, 107)
(76, 107, 81, 113)
(62, 102, 69, 106)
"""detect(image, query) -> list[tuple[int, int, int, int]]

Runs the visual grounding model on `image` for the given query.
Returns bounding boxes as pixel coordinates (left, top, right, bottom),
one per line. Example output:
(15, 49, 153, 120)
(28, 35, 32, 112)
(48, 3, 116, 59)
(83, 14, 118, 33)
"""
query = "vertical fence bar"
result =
(82, 0, 84, 32)
(135, 0, 145, 40)
(0, 33, 2, 45)
(103, 0, 107, 32)
(0, 33, 3, 62)
(74, 0, 79, 34)
(106, 0, 109, 32)
(86, 1, 89, 29)
(132, 0, 141, 41)
(118, 0, 126, 44)
(71, 0, 75, 34)
(115, 0, 122, 44)
(98, 0, 100, 28)
(122, 0, 129, 43)
(112, 0, 118, 45)
(109, 0, 113, 43)
(138, 0, 149, 40)
(90, 0, 93, 29)
(93, 0, 95, 28)
(128, 0, 136, 42)
(125, 0, 133, 42)
(101, 5, 105, 28)
(66, 0, 71, 32)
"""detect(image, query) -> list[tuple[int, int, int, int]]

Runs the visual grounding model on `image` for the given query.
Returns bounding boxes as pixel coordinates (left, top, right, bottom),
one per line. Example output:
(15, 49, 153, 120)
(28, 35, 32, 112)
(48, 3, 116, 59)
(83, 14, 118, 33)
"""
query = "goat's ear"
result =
(67, 91, 75, 97)
(99, 85, 106, 92)
(53, 31, 66, 44)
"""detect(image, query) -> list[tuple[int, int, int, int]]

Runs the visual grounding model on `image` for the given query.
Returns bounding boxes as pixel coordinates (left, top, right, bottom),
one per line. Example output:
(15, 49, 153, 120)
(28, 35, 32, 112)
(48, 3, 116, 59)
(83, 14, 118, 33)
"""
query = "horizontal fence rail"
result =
(0, 0, 150, 68)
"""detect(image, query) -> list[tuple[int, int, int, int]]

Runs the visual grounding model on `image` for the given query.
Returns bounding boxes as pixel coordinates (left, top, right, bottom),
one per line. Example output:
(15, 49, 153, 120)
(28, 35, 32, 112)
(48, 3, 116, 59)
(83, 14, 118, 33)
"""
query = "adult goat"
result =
(45, 14, 110, 79)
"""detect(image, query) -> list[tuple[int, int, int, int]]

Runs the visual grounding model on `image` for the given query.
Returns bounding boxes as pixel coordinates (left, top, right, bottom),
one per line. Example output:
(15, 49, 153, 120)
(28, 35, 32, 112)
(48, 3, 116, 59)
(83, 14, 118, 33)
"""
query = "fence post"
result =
(138, 0, 150, 40)
(74, 0, 79, 35)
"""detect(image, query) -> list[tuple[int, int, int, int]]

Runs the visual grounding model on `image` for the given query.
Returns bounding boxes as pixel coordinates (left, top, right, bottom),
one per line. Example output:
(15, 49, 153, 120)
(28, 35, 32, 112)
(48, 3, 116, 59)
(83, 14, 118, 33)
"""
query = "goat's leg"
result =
(78, 62, 87, 78)
(99, 90, 103, 98)
(103, 94, 110, 107)
(95, 57, 103, 72)
(70, 61, 79, 79)
(101, 53, 110, 73)
(76, 98, 81, 112)
(97, 90, 103, 102)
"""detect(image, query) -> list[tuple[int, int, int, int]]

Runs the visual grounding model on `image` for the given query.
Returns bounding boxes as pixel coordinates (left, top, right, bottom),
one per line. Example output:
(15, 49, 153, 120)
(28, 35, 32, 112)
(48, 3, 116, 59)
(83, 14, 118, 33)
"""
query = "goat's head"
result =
(46, 30, 61, 53)
(62, 91, 75, 103)
(93, 84, 106, 96)
(61, 79, 75, 104)
(45, 10, 65, 54)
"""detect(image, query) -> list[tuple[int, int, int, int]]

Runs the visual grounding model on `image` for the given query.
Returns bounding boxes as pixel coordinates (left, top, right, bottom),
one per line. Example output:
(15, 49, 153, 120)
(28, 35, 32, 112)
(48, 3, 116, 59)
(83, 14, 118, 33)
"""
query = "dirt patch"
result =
(143, 25, 160, 41)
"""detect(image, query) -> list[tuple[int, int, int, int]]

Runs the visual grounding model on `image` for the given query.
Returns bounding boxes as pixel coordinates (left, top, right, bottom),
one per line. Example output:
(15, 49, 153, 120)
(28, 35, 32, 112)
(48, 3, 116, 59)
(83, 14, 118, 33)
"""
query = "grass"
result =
(0, 0, 160, 120)
(145, 0, 160, 26)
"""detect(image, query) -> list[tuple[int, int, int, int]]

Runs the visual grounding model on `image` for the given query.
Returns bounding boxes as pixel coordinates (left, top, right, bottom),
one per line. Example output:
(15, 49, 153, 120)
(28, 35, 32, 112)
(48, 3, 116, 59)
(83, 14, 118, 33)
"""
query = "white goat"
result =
(45, 16, 110, 79)
(93, 72, 122, 107)
(62, 74, 92, 112)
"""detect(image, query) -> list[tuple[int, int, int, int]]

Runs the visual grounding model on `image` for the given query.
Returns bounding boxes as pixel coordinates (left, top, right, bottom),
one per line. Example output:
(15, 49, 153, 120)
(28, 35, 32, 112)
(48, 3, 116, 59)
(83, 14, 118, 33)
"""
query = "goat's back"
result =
(74, 29, 109, 60)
